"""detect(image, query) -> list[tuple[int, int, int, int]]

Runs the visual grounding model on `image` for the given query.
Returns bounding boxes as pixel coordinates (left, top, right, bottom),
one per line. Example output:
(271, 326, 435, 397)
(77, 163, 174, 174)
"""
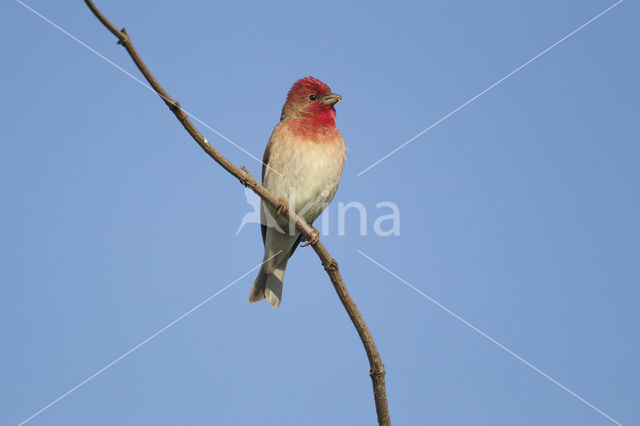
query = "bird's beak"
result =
(322, 93, 342, 106)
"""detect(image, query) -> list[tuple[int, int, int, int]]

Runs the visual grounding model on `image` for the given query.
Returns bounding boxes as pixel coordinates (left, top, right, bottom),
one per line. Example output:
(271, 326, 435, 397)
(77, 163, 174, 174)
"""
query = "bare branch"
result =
(84, 1, 390, 424)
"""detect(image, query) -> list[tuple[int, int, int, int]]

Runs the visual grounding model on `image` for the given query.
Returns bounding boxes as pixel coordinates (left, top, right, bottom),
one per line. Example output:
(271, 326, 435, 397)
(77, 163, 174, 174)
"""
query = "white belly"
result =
(264, 136, 346, 224)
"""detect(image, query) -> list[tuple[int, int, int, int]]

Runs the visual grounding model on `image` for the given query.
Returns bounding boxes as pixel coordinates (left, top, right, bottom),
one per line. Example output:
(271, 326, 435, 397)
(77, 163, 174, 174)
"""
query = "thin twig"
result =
(84, 1, 390, 424)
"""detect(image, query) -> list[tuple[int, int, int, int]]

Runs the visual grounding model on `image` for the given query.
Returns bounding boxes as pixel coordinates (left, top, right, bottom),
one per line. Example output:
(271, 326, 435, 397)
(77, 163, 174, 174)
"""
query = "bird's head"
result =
(281, 77, 342, 121)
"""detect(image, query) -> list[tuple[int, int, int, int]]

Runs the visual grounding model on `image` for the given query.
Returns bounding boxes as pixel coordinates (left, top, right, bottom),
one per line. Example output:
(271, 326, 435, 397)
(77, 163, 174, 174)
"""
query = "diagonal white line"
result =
(14, 0, 282, 177)
(356, 0, 624, 177)
(17, 251, 282, 426)
(356, 249, 623, 426)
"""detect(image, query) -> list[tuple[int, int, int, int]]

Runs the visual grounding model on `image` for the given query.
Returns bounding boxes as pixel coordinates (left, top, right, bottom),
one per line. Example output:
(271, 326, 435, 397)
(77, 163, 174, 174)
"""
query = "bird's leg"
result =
(301, 227, 320, 247)
(275, 198, 288, 216)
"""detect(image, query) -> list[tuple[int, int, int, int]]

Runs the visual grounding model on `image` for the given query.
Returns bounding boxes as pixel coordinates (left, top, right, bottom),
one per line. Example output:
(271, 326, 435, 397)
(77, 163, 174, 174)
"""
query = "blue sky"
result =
(1, 0, 638, 425)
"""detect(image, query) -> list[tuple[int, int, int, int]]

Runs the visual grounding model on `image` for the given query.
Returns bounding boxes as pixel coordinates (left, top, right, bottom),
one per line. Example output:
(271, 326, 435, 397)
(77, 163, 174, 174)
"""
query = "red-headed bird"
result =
(249, 77, 347, 308)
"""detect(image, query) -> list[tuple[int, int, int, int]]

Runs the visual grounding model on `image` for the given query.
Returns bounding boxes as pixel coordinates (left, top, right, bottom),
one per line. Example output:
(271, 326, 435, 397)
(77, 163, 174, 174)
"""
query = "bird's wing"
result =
(260, 205, 267, 244)
(261, 127, 273, 182)
(261, 131, 272, 245)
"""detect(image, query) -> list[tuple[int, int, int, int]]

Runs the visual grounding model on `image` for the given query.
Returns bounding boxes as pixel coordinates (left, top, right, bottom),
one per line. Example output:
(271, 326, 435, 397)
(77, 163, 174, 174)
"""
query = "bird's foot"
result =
(301, 227, 320, 247)
(275, 198, 288, 216)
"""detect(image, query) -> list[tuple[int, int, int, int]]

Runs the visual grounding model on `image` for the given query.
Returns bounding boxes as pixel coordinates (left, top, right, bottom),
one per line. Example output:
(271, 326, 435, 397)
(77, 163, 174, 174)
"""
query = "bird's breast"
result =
(263, 127, 346, 224)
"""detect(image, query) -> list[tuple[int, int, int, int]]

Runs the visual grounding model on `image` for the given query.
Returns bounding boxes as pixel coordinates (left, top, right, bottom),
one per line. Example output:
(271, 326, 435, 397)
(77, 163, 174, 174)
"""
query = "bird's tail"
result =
(248, 259, 288, 309)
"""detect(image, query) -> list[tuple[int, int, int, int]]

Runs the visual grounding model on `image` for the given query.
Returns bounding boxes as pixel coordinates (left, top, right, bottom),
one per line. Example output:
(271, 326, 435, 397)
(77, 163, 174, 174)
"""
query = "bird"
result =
(248, 77, 347, 309)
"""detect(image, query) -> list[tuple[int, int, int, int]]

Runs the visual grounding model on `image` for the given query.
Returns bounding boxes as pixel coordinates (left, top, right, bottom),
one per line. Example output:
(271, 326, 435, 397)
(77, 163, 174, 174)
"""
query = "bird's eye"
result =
(309, 94, 317, 101)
